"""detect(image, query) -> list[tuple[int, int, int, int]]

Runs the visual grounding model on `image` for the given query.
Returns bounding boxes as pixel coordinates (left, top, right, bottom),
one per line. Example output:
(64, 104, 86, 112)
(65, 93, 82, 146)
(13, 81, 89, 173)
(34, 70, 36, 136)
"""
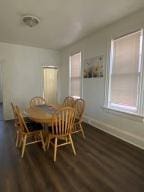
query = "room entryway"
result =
(43, 67, 58, 104)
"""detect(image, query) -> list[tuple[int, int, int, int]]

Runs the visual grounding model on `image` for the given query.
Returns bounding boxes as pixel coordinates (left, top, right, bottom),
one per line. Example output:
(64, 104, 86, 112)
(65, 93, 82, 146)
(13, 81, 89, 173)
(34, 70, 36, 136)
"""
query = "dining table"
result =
(25, 104, 59, 124)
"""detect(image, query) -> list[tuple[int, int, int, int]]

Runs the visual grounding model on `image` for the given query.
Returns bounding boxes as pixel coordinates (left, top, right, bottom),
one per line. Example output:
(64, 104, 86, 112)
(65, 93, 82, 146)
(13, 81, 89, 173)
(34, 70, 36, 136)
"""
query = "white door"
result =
(43, 67, 58, 104)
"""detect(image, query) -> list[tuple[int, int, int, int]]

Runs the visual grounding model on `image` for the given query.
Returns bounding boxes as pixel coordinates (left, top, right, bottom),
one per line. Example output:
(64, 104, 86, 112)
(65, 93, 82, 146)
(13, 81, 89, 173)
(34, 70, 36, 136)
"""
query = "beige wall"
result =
(60, 9, 144, 149)
(0, 43, 60, 120)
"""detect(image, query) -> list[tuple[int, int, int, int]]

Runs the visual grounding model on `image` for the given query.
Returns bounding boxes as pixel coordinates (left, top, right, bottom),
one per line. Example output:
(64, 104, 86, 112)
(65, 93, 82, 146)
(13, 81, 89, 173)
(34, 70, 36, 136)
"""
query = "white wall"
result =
(0, 43, 60, 120)
(60, 9, 144, 149)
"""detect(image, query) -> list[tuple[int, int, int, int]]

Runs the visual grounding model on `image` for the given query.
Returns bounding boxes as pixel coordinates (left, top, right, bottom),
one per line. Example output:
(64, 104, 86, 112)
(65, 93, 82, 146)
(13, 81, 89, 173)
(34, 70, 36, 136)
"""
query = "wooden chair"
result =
(15, 106, 46, 158)
(72, 98, 85, 138)
(11, 102, 21, 147)
(11, 102, 36, 146)
(30, 96, 46, 107)
(46, 107, 76, 162)
(63, 96, 75, 107)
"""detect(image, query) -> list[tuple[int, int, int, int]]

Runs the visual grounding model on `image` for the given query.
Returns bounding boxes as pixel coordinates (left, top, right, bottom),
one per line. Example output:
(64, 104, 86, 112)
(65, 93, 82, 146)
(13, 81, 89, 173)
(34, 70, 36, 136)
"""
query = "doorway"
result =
(43, 67, 58, 104)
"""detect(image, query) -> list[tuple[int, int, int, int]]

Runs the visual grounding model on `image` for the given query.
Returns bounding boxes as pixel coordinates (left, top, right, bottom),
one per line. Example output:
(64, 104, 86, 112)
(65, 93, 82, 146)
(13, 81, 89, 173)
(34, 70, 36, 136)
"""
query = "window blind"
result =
(110, 31, 142, 110)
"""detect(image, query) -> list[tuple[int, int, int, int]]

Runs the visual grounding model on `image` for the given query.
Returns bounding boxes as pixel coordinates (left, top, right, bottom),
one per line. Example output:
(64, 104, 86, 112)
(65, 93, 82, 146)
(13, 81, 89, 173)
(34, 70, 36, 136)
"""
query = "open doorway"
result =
(0, 63, 3, 120)
(43, 67, 58, 105)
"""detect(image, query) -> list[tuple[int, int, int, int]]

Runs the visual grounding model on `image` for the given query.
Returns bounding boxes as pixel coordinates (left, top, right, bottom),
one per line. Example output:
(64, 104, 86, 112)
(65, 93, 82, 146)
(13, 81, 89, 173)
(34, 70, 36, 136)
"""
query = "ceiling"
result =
(0, 0, 144, 50)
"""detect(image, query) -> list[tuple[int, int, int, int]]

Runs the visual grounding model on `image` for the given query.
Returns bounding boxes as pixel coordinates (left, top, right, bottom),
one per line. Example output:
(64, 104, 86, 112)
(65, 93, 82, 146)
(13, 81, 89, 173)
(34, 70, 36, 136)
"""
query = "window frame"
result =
(106, 29, 144, 116)
(69, 51, 82, 99)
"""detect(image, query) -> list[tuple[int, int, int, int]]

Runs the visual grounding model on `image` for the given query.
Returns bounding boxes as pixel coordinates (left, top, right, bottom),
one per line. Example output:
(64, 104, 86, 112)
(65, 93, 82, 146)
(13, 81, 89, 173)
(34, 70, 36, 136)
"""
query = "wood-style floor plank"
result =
(0, 120, 144, 192)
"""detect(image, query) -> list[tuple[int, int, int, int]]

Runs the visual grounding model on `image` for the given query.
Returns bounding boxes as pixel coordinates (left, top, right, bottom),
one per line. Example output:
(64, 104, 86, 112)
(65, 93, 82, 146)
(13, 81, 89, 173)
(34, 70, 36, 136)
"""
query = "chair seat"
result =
(26, 121, 43, 132)
(24, 117, 32, 122)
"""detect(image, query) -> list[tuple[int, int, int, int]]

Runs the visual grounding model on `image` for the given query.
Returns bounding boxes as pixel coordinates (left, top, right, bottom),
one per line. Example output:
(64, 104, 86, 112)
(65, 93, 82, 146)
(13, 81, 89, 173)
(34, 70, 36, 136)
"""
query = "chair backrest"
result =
(63, 96, 75, 107)
(30, 96, 46, 107)
(74, 99, 85, 122)
(11, 102, 16, 119)
(51, 107, 75, 136)
(15, 106, 29, 133)
(11, 102, 20, 128)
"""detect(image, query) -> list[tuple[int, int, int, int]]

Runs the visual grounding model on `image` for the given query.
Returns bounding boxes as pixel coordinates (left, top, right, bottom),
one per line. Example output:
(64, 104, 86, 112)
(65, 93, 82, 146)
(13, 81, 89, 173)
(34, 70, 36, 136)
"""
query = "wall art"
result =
(83, 55, 104, 78)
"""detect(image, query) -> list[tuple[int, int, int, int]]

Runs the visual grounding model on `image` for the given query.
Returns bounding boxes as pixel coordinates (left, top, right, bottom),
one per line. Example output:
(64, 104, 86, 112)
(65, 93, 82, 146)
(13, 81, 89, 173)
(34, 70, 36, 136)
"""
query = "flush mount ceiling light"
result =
(22, 15, 40, 27)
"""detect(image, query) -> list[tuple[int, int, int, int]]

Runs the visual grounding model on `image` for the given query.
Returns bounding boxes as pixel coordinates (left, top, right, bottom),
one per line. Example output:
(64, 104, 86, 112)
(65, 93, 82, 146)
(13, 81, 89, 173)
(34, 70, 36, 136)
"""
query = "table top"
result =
(26, 104, 58, 123)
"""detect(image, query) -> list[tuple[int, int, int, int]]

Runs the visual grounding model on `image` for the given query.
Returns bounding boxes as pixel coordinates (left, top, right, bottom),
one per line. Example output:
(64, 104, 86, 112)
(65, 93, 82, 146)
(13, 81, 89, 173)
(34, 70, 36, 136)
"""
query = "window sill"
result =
(103, 106, 144, 122)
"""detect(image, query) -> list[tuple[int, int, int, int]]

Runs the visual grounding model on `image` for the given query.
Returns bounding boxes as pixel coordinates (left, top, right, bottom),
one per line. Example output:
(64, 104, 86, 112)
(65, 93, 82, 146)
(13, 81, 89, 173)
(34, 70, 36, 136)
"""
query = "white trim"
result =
(136, 29, 143, 114)
(80, 51, 83, 98)
(108, 39, 114, 107)
(139, 29, 144, 115)
(69, 55, 72, 96)
(42, 66, 58, 69)
(110, 103, 137, 112)
(83, 115, 144, 150)
(103, 105, 144, 122)
(104, 39, 111, 107)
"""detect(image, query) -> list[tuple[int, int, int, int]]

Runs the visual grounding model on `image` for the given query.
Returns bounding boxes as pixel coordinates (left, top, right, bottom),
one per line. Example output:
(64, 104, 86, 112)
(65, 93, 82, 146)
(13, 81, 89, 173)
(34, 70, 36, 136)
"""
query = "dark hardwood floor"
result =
(0, 114, 144, 191)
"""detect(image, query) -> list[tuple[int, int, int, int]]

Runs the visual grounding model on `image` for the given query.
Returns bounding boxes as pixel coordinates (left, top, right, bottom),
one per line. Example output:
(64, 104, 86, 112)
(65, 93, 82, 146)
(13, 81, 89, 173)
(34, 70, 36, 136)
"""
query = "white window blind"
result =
(69, 52, 81, 97)
(109, 30, 142, 113)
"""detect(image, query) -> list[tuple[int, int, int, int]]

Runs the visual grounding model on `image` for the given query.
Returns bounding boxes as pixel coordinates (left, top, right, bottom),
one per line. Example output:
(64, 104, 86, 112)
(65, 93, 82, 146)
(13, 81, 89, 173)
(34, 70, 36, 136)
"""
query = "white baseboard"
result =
(83, 115, 144, 150)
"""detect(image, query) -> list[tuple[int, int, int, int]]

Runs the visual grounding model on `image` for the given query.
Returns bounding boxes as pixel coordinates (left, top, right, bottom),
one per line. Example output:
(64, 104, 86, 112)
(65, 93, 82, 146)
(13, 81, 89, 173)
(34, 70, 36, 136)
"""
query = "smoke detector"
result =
(22, 15, 40, 27)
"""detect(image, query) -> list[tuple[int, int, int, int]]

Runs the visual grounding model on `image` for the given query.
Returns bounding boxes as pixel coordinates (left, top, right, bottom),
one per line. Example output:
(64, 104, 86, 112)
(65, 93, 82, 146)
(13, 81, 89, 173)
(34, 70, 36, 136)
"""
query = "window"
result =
(107, 30, 143, 115)
(69, 52, 81, 98)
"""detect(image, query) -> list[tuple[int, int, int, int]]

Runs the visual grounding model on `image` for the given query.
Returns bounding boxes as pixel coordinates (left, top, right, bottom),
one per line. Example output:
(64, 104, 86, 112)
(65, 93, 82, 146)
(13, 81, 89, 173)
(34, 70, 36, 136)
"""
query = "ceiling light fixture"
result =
(22, 15, 40, 27)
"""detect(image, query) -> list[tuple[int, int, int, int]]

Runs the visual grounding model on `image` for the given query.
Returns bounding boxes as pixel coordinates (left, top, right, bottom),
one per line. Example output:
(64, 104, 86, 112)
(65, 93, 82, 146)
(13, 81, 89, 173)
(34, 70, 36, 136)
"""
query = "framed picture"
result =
(83, 55, 104, 78)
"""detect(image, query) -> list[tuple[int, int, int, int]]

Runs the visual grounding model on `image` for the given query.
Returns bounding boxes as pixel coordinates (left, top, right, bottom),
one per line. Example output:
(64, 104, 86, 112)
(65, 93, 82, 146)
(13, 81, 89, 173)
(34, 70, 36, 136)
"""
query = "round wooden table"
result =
(26, 105, 58, 124)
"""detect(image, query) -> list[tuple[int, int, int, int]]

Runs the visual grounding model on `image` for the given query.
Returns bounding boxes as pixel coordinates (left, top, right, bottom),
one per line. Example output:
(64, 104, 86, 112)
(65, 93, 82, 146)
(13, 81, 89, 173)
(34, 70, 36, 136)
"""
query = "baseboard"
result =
(83, 115, 144, 150)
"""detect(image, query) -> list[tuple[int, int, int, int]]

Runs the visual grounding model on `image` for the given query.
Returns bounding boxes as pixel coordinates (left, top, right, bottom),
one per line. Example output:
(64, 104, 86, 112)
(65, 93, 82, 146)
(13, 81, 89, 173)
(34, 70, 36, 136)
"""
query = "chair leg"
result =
(16, 131, 19, 147)
(18, 133, 22, 148)
(21, 135, 27, 158)
(40, 131, 46, 151)
(65, 136, 68, 143)
(79, 123, 85, 139)
(69, 134, 76, 155)
(54, 137, 57, 162)
(46, 135, 51, 150)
